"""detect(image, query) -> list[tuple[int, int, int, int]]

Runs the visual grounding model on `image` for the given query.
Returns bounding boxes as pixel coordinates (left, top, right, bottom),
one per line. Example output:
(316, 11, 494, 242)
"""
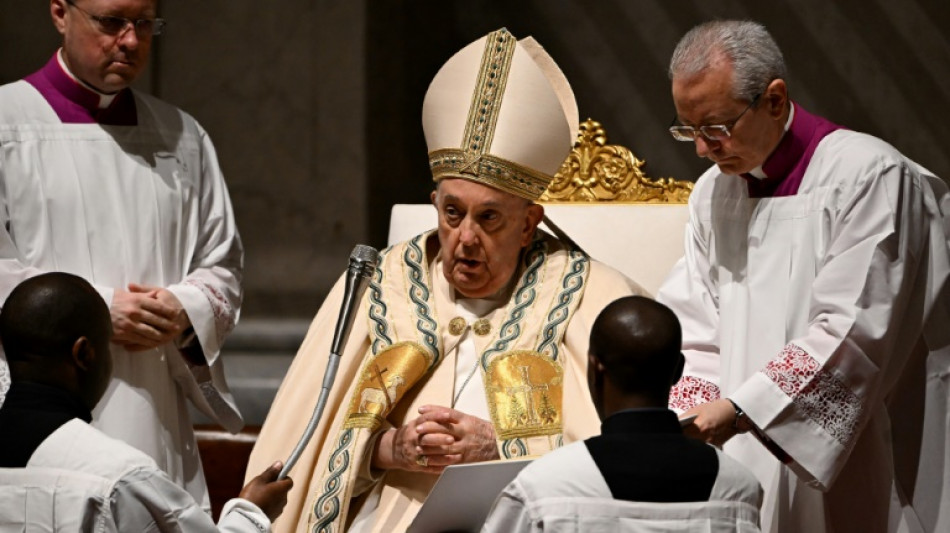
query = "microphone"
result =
(279, 244, 380, 479)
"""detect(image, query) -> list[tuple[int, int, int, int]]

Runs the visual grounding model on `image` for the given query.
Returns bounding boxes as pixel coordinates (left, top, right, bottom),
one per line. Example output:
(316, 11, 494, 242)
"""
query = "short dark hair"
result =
(0, 273, 111, 363)
(589, 296, 683, 397)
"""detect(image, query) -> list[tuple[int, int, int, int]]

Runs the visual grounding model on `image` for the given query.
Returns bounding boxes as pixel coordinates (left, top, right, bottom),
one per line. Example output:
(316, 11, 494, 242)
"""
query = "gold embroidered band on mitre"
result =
(429, 149, 554, 201)
(344, 341, 434, 431)
(485, 350, 562, 440)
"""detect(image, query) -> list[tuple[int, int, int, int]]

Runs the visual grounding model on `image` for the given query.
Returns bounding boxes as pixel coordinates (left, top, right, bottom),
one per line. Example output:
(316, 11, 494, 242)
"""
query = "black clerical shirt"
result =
(584, 408, 720, 503)
(0, 382, 92, 468)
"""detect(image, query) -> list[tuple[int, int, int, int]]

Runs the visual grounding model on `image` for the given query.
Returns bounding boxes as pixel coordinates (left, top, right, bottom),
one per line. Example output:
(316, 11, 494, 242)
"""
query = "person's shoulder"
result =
(35, 419, 158, 479)
(512, 441, 607, 499)
(0, 79, 28, 98)
(0, 80, 42, 121)
(814, 130, 941, 198)
(130, 89, 206, 135)
(710, 448, 763, 505)
(818, 130, 912, 175)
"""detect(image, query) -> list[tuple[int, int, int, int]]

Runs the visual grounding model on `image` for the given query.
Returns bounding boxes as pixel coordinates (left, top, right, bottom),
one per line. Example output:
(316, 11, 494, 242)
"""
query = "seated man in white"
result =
(0, 273, 292, 532)
(483, 296, 763, 532)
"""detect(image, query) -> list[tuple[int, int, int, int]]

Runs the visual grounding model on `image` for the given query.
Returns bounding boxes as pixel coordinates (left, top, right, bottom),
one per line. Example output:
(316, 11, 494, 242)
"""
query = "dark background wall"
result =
(3, 0, 949, 320)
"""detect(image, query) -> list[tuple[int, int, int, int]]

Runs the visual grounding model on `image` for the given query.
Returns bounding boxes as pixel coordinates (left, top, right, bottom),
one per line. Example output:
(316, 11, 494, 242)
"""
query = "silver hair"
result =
(669, 20, 787, 102)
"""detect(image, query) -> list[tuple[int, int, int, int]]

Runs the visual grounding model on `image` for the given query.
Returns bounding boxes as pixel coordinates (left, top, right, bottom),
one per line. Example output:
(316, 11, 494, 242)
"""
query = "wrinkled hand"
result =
(416, 405, 499, 464)
(239, 461, 293, 522)
(681, 399, 738, 447)
(110, 284, 190, 351)
(373, 405, 499, 474)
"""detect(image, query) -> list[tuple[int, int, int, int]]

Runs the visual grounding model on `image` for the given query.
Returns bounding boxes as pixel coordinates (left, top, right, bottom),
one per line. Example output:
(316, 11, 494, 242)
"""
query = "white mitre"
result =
(423, 28, 579, 201)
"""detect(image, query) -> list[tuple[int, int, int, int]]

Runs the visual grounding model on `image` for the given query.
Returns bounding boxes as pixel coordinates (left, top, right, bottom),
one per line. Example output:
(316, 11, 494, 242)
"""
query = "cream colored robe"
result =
(247, 231, 645, 532)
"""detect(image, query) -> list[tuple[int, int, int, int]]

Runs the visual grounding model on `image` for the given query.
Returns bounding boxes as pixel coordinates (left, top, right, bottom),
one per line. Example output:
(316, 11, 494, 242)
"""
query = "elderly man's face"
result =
(51, 0, 157, 93)
(672, 61, 786, 176)
(431, 179, 543, 299)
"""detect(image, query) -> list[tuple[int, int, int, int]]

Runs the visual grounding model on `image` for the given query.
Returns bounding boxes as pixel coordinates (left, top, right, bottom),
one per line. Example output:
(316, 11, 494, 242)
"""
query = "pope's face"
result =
(432, 179, 543, 299)
(52, 0, 157, 93)
(672, 61, 786, 176)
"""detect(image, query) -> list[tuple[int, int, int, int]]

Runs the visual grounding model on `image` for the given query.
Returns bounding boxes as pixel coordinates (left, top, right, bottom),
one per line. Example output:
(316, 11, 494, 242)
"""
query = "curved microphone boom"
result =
(279, 244, 380, 479)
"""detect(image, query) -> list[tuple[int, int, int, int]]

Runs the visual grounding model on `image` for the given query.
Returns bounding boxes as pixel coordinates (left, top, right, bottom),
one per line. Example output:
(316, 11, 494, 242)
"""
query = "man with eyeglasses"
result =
(657, 20, 950, 533)
(0, 0, 246, 516)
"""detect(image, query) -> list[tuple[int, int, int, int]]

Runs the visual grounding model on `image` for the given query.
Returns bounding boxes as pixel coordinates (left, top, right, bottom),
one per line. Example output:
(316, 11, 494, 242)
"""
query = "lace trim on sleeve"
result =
(669, 375, 721, 411)
(183, 279, 236, 340)
(763, 343, 863, 447)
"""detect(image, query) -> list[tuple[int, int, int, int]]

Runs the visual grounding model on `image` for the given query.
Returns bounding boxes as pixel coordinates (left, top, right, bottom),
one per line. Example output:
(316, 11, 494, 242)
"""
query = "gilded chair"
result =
(388, 119, 693, 295)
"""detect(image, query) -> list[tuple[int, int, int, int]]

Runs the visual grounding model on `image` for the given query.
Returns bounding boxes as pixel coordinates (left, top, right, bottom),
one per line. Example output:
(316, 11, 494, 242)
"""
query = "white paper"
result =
(407, 458, 533, 533)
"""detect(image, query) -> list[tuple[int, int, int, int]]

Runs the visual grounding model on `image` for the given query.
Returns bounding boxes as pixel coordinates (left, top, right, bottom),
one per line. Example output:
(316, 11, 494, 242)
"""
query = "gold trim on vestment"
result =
(461, 28, 514, 159)
(485, 350, 563, 440)
(429, 148, 554, 201)
(344, 341, 433, 430)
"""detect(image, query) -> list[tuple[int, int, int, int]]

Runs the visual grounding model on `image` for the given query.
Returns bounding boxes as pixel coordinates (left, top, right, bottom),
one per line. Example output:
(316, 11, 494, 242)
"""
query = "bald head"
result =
(0, 273, 112, 409)
(589, 296, 683, 404)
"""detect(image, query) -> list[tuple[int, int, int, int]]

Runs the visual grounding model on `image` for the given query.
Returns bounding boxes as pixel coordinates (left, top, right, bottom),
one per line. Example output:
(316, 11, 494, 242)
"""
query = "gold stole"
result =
(308, 231, 589, 532)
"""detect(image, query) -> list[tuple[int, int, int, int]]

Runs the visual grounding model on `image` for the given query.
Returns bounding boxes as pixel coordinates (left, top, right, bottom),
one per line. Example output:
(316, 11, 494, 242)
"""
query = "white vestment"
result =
(483, 441, 763, 532)
(0, 419, 269, 532)
(0, 78, 244, 507)
(660, 129, 950, 533)
(247, 231, 647, 532)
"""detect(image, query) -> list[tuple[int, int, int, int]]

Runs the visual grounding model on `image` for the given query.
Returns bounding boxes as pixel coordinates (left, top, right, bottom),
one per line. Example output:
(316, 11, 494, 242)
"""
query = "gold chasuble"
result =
(310, 230, 589, 531)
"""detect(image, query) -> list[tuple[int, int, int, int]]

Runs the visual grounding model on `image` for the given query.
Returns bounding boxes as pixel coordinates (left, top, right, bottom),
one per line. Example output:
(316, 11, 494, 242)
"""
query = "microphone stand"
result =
(278, 245, 379, 480)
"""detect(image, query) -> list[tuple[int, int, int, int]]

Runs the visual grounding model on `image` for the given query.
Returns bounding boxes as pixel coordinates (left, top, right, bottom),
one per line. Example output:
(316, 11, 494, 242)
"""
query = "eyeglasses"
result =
(669, 93, 761, 142)
(65, 0, 166, 37)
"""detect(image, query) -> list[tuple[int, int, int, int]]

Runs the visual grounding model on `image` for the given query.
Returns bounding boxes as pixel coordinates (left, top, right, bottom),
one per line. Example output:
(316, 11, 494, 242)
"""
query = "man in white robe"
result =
(0, 0, 244, 509)
(246, 29, 647, 532)
(484, 296, 763, 532)
(0, 274, 287, 532)
(659, 20, 950, 533)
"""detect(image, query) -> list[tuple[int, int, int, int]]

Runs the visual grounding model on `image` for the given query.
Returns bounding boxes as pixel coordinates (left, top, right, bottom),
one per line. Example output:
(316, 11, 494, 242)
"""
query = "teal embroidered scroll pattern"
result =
(501, 437, 528, 459)
(368, 247, 393, 355)
(404, 234, 440, 363)
(480, 238, 546, 369)
(536, 249, 589, 361)
(312, 428, 354, 532)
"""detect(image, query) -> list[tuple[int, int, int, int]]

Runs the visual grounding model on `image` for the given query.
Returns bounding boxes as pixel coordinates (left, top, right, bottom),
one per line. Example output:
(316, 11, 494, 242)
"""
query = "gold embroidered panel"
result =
(485, 350, 563, 440)
(344, 342, 433, 430)
(540, 119, 693, 203)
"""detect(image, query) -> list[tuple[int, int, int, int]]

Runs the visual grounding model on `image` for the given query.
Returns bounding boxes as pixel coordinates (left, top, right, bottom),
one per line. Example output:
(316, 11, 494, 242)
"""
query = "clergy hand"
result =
(372, 405, 499, 474)
(415, 405, 500, 464)
(373, 419, 455, 474)
(681, 399, 738, 447)
(240, 461, 294, 522)
(110, 285, 187, 351)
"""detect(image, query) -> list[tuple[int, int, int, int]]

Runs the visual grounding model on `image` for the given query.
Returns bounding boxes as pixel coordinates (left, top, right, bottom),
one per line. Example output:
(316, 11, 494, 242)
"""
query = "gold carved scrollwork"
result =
(540, 119, 693, 203)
